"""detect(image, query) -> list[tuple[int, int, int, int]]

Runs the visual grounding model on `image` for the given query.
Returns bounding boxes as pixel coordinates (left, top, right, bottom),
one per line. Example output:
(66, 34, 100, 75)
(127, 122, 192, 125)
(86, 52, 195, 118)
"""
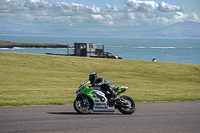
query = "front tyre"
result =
(118, 96, 136, 114)
(73, 97, 92, 114)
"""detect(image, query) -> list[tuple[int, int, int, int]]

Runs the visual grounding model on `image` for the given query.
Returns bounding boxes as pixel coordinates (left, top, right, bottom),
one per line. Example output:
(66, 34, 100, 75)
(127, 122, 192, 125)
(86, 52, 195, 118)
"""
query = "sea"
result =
(0, 35, 200, 64)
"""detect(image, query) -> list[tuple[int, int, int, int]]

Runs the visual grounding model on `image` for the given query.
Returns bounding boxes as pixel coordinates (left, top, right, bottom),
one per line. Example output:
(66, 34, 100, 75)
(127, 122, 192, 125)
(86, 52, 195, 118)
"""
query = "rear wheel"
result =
(118, 96, 136, 114)
(73, 97, 92, 114)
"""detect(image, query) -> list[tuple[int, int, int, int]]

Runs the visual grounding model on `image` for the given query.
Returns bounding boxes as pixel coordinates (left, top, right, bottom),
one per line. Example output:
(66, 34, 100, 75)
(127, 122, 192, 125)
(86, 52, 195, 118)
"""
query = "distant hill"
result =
(108, 21, 200, 38)
(0, 20, 199, 38)
(0, 20, 48, 35)
(143, 21, 200, 38)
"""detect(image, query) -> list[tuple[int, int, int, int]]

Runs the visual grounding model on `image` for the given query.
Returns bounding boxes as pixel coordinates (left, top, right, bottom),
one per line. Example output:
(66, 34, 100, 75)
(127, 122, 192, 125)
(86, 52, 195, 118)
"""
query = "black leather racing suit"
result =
(92, 77, 117, 98)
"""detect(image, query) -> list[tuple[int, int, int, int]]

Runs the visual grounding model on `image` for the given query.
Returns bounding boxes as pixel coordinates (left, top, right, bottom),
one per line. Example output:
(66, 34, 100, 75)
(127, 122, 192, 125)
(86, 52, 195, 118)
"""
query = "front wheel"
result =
(73, 97, 92, 114)
(118, 96, 136, 114)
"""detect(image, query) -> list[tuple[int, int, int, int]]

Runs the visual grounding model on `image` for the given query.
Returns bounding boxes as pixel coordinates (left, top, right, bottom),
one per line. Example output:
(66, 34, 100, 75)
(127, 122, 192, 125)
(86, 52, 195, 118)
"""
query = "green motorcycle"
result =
(73, 81, 136, 114)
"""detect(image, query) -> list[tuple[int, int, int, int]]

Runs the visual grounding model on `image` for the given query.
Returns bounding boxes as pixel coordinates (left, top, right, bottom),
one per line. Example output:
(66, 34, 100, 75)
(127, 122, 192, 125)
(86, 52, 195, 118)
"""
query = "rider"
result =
(89, 73, 119, 101)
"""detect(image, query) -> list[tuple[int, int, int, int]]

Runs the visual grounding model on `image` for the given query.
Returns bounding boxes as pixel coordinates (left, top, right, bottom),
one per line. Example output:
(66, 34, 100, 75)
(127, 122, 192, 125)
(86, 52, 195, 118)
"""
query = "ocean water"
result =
(0, 35, 200, 64)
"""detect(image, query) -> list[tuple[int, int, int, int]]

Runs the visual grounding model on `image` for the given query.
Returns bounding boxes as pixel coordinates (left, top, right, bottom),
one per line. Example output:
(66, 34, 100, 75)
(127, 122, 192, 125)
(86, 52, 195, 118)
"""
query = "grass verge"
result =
(0, 51, 200, 106)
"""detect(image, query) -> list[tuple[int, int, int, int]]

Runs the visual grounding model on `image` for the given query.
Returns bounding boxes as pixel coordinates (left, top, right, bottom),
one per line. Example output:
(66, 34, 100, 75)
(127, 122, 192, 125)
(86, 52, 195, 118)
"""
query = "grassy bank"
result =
(0, 51, 200, 106)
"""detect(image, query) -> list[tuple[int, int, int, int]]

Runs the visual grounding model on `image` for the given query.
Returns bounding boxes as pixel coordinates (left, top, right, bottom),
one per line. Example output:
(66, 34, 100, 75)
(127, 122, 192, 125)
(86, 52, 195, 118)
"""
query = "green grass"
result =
(0, 51, 200, 106)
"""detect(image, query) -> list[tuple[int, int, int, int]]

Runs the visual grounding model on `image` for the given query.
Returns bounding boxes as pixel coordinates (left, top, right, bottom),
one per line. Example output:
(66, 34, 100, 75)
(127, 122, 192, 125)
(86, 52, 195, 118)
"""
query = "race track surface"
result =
(1, 101, 200, 133)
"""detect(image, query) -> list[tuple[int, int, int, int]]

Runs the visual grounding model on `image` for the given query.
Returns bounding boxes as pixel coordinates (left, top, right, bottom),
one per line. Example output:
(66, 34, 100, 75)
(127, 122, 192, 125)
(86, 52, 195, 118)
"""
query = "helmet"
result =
(89, 73, 98, 84)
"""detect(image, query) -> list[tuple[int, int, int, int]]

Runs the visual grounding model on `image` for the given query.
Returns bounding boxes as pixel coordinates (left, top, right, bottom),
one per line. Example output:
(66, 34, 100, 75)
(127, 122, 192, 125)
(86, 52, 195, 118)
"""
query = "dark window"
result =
(89, 44, 93, 48)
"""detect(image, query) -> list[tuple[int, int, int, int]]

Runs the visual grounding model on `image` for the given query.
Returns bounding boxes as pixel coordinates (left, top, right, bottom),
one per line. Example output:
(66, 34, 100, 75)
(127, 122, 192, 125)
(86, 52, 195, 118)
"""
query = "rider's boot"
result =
(111, 91, 120, 102)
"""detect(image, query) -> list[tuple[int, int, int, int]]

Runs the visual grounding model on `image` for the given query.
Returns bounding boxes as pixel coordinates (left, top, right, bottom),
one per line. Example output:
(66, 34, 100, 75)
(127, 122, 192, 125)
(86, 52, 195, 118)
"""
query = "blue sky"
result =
(1, 0, 200, 31)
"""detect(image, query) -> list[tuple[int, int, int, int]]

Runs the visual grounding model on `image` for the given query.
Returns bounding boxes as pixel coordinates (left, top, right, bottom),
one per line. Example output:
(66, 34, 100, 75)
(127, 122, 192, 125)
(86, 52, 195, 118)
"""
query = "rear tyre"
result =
(118, 96, 136, 114)
(73, 97, 92, 114)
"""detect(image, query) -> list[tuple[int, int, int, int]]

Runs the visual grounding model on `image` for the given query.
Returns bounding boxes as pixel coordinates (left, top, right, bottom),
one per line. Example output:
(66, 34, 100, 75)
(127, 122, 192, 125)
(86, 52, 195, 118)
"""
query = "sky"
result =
(0, 0, 200, 32)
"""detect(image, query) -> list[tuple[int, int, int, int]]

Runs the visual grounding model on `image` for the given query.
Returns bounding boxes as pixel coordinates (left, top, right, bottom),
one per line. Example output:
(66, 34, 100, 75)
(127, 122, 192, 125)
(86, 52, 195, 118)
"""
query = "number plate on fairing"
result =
(92, 98, 115, 112)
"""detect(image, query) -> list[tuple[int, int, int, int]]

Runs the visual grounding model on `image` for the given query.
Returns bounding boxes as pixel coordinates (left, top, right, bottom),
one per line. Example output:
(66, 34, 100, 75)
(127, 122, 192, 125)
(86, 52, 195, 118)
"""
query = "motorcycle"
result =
(73, 81, 136, 114)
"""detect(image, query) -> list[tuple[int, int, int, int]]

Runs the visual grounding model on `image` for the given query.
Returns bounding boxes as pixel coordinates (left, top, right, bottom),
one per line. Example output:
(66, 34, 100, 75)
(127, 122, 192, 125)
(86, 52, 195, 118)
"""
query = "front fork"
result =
(79, 95, 88, 104)
(76, 92, 88, 103)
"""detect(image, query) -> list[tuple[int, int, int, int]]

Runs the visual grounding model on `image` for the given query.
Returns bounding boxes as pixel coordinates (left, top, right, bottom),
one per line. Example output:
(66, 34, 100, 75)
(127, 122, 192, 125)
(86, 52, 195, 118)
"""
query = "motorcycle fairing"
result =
(77, 87, 115, 112)
(116, 86, 128, 94)
(80, 86, 100, 99)
(92, 98, 115, 112)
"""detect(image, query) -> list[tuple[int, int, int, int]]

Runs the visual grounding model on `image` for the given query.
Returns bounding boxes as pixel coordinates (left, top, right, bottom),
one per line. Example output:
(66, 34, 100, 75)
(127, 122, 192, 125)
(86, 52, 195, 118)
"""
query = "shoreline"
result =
(0, 40, 70, 48)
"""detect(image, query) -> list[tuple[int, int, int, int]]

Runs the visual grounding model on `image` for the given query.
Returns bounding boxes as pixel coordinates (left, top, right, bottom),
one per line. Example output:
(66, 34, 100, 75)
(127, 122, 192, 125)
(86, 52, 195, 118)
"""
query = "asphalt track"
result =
(1, 101, 200, 133)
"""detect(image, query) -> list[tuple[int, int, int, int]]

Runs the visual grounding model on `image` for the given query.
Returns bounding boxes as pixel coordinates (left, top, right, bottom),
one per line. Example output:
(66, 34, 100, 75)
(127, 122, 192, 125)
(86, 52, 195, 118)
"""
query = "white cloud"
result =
(191, 12, 199, 20)
(158, 2, 184, 12)
(173, 12, 199, 22)
(124, 0, 159, 12)
(0, 0, 199, 29)
(103, 4, 118, 12)
(90, 14, 114, 26)
(91, 15, 104, 20)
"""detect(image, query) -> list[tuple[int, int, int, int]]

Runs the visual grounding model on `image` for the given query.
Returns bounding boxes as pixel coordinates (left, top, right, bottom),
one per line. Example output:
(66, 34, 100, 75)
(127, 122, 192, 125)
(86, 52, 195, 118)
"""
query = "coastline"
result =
(0, 40, 70, 48)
